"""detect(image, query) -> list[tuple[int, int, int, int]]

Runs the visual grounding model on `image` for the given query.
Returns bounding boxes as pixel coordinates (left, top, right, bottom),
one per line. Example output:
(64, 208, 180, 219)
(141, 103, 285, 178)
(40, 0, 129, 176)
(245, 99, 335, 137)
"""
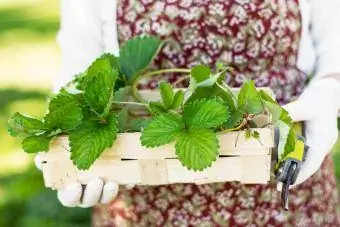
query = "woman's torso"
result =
(93, 1, 339, 226)
(116, 0, 306, 104)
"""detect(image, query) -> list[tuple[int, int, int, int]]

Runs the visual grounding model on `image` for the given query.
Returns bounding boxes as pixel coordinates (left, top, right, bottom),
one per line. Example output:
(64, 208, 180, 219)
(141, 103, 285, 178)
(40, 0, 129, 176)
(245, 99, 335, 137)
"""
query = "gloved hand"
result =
(279, 76, 340, 189)
(34, 154, 129, 207)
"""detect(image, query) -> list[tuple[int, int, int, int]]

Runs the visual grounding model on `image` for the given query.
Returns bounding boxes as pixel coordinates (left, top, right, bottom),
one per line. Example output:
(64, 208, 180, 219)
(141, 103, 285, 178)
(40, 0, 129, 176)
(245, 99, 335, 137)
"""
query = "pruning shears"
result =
(274, 123, 308, 210)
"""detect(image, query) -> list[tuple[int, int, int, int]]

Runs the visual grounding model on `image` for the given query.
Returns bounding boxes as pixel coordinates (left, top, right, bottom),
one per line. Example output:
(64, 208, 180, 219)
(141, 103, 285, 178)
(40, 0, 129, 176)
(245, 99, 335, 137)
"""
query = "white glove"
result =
(279, 76, 340, 188)
(34, 154, 126, 208)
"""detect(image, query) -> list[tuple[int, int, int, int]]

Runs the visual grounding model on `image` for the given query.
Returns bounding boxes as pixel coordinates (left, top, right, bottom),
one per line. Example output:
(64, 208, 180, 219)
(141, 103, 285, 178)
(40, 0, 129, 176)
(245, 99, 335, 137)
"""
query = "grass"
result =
(0, 1, 91, 226)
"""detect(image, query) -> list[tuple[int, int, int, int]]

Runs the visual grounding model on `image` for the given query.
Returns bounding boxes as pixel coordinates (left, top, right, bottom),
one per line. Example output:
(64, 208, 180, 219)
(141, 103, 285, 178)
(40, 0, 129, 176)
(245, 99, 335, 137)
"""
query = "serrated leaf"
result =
(119, 36, 163, 81)
(191, 65, 211, 83)
(279, 108, 294, 127)
(128, 118, 150, 132)
(141, 113, 185, 148)
(149, 101, 167, 115)
(22, 135, 51, 153)
(277, 120, 296, 159)
(72, 72, 87, 91)
(186, 84, 236, 112)
(159, 82, 174, 108)
(8, 113, 46, 137)
(44, 93, 82, 131)
(175, 128, 219, 171)
(259, 90, 281, 122)
(259, 90, 295, 158)
(238, 80, 263, 115)
(69, 114, 117, 170)
(100, 53, 128, 90)
(224, 108, 244, 128)
(84, 57, 117, 116)
(183, 99, 229, 129)
(101, 53, 119, 69)
(170, 90, 184, 109)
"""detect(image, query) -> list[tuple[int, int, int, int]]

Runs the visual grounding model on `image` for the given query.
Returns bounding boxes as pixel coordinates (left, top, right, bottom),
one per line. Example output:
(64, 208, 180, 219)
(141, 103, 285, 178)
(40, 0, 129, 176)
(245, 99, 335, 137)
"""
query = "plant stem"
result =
(173, 75, 190, 86)
(112, 101, 148, 106)
(142, 68, 191, 78)
(219, 119, 247, 134)
(131, 85, 146, 103)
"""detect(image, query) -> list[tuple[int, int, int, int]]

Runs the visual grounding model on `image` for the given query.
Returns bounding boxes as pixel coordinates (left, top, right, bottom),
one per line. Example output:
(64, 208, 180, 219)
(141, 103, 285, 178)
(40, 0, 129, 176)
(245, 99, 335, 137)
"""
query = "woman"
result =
(47, 0, 340, 225)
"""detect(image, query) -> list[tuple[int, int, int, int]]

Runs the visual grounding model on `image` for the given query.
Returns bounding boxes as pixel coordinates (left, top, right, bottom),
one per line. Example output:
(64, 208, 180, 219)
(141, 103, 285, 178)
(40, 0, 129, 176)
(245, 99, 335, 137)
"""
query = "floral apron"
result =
(93, 0, 340, 226)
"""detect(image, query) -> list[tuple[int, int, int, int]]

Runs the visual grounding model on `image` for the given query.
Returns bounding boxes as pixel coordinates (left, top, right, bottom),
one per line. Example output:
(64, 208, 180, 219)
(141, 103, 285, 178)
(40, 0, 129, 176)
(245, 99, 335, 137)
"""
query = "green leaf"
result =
(44, 93, 83, 132)
(183, 99, 229, 129)
(159, 82, 174, 108)
(141, 113, 185, 148)
(116, 108, 129, 132)
(170, 90, 184, 109)
(128, 118, 150, 132)
(252, 130, 260, 139)
(196, 72, 224, 88)
(284, 128, 296, 154)
(69, 114, 117, 170)
(8, 113, 46, 137)
(72, 72, 87, 91)
(259, 90, 281, 122)
(114, 86, 130, 102)
(279, 108, 294, 127)
(175, 128, 219, 171)
(245, 129, 252, 139)
(84, 57, 118, 116)
(276, 120, 296, 159)
(101, 53, 119, 69)
(258, 90, 296, 162)
(100, 53, 127, 90)
(22, 135, 51, 153)
(100, 53, 127, 89)
(238, 80, 264, 115)
(224, 108, 244, 128)
(149, 101, 167, 115)
(119, 36, 163, 81)
(190, 65, 211, 83)
(186, 84, 236, 112)
(215, 61, 226, 72)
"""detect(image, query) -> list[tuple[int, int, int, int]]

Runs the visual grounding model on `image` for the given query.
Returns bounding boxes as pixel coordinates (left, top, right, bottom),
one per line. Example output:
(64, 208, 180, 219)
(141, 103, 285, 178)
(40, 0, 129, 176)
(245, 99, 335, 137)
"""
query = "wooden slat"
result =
(40, 154, 271, 190)
(47, 127, 273, 161)
(42, 161, 78, 190)
(139, 160, 168, 185)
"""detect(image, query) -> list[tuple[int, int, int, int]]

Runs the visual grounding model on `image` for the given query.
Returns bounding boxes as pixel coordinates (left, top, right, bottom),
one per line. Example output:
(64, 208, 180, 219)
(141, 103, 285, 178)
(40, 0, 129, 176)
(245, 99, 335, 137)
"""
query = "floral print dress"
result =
(93, 0, 340, 226)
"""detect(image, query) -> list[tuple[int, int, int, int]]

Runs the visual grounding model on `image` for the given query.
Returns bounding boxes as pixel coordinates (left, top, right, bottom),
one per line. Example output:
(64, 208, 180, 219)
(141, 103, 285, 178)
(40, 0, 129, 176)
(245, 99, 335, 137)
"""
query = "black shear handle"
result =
(281, 163, 297, 210)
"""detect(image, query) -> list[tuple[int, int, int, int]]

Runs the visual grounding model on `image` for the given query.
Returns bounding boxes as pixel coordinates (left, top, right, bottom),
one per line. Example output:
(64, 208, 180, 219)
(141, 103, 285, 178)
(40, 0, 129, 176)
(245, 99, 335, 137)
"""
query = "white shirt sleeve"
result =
(54, 0, 105, 91)
(308, 0, 340, 79)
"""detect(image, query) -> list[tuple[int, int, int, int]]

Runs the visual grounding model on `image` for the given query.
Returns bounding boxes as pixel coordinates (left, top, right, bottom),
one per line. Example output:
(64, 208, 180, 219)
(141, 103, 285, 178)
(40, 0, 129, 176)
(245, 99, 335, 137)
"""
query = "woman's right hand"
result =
(34, 154, 123, 207)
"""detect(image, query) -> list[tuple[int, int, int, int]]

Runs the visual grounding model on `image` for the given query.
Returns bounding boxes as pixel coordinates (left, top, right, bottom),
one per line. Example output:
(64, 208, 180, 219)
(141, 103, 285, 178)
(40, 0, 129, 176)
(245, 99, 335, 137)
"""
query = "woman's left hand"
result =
(278, 77, 340, 189)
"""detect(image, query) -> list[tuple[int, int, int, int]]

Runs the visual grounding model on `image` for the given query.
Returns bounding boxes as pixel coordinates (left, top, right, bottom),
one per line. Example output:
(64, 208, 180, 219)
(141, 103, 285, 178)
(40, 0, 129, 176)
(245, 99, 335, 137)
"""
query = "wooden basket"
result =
(39, 89, 275, 190)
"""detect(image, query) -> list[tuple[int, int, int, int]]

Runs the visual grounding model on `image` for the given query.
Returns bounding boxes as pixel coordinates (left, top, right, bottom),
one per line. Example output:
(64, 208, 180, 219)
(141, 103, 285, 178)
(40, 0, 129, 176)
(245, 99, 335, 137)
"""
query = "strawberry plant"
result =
(8, 36, 295, 171)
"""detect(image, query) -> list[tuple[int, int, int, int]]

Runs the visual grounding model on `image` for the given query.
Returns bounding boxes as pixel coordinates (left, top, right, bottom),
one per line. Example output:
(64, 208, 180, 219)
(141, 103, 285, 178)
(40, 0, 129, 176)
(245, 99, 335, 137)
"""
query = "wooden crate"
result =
(39, 89, 274, 190)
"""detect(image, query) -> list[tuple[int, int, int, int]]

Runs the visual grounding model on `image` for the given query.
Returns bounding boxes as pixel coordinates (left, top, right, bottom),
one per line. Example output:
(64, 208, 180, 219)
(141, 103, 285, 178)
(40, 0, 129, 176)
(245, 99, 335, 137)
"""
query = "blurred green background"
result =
(0, 0, 339, 226)
(0, 0, 91, 226)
